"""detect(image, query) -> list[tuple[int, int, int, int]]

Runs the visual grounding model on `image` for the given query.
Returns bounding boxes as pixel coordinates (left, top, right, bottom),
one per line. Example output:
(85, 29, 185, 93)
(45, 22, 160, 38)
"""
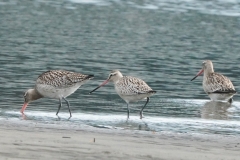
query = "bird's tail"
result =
(86, 75, 94, 79)
(148, 90, 157, 94)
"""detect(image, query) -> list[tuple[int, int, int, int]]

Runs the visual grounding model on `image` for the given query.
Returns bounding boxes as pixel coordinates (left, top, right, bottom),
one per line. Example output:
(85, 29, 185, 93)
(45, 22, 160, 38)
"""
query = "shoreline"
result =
(0, 119, 240, 160)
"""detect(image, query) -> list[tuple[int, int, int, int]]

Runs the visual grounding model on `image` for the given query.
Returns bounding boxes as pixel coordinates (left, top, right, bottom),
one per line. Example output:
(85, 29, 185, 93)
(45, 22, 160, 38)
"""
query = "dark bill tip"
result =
(89, 79, 109, 94)
(191, 75, 198, 81)
(89, 86, 101, 94)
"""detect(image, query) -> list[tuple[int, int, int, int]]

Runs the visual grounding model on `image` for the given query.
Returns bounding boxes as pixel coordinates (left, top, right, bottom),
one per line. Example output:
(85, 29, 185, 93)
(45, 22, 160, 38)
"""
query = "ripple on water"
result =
(3, 99, 240, 136)
(0, 0, 240, 137)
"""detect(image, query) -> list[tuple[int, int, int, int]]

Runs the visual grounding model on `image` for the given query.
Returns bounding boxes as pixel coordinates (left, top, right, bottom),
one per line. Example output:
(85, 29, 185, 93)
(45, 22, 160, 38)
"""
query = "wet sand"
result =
(0, 120, 239, 160)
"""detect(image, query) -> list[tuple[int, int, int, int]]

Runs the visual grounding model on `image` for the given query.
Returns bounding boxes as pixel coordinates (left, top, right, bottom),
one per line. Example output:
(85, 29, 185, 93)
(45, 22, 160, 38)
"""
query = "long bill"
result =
(191, 69, 204, 81)
(21, 103, 28, 113)
(89, 79, 109, 94)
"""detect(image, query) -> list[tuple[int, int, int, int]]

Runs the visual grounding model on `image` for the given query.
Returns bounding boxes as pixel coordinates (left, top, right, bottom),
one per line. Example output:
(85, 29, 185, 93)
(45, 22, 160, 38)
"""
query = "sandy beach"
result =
(0, 119, 239, 160)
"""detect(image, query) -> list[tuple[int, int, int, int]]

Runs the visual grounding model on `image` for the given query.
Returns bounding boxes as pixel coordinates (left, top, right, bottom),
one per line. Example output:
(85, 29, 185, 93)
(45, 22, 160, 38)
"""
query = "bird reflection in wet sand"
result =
(201, 101, 232, 120)
(120, 120, 150, 131)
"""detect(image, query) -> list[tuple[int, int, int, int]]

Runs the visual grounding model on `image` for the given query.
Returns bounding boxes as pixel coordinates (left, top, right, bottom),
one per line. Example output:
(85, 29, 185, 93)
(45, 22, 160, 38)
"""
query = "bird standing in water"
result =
(21, 70, 94, 117)
(191, 60, 236, 103)
(89, 70, 156, 119)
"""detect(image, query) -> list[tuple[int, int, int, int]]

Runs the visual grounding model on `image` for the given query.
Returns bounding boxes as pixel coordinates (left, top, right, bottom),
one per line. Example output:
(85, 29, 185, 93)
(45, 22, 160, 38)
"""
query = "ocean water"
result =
(0, 0, 240, 136)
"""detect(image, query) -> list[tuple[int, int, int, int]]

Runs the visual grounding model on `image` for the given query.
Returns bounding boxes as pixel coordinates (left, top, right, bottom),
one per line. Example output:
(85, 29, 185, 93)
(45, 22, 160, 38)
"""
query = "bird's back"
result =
(36, 70, 93, 88)
(203, 72, 236, 94)
(35, 70, 93, 99)
(115, 76, 154, 95)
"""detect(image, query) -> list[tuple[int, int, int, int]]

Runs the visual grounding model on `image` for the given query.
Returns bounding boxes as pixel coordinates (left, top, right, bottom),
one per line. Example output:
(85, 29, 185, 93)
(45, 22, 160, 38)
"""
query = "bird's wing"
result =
(116, 76, 153, 95)
(205, 73, 236, 94)
(36, 70, 93, 88)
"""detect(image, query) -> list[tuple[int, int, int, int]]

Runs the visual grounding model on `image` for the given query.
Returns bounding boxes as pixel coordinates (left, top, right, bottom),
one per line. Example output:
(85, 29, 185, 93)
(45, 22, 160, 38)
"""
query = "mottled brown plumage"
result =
(90, 70, 156, 119)
(204, 72, 236, 94)
(37, 70, 93, 88)
(115, 76, 153, 95)
(21, 70, 94, 117)
(191, 60, 236, 103)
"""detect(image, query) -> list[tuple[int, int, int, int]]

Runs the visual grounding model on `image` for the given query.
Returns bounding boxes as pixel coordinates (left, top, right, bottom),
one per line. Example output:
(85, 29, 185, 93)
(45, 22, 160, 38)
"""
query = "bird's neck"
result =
(204, 68, 214, 77)
(113, 77, 123, 85)
(31, 88, 43, 101)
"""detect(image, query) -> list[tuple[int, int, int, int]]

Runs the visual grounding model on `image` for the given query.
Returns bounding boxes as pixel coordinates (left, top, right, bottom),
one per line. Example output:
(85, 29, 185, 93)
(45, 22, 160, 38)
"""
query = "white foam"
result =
(5, 110, 240, 133)
(68, 0, 110, 6)
(131, 0, 240, 17)
(134, 4, 159, 10)
(69, 0, 101, 3)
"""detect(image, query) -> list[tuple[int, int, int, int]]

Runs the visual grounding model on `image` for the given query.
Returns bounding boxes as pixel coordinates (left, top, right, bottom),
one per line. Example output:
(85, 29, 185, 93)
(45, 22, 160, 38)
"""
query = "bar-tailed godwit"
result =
(21, 70, 94, 117)
(191, 60, 236, 103)
(89, 70, 156, 119)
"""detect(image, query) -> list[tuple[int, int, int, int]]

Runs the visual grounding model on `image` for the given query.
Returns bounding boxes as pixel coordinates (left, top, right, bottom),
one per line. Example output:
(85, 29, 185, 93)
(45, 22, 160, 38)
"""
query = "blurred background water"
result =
(0, 0, 240, 136)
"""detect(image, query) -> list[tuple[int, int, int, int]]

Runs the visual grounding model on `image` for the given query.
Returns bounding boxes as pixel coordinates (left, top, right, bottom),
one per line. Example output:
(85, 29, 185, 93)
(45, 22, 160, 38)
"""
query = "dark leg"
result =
(62, 97, 72, 117)
(228, 98, 233, 104)
(140, 97, 149, 119)
(56, 98, 62, 116)
(126, 103, 130, 119)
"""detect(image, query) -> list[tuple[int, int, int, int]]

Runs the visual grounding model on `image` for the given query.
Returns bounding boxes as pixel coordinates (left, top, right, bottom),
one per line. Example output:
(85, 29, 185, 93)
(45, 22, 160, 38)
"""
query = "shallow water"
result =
(0, 0, 240, 136)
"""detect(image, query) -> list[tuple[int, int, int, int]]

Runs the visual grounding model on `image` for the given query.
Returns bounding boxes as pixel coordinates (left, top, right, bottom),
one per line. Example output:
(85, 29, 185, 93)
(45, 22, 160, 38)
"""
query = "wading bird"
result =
(191, 60, 236, 103)
(21, 70, 94, 117)
(89, 70, 156, 119)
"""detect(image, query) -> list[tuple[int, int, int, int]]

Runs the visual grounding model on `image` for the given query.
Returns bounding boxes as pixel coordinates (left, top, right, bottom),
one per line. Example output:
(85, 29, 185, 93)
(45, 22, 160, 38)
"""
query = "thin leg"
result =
(62, 97, 72, 117)
(126, 103, 130, 119)
(56, 98, 62, 116)
(228, 98, 233, 104)
(140, 97, 149, 119)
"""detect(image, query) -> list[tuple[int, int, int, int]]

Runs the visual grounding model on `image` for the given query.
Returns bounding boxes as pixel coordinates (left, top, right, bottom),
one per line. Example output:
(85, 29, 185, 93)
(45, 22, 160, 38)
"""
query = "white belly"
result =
(208, 93, 234, 101)
(118, 94, 149, 103)
(36, 83, 81, 99)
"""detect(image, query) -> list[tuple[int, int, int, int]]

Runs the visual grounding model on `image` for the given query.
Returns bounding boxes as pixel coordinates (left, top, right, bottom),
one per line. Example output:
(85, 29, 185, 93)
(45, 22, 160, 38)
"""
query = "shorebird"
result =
(21, 70, 94, 117)
(191, 60, 236, 103)
(89, 70, 156, 119)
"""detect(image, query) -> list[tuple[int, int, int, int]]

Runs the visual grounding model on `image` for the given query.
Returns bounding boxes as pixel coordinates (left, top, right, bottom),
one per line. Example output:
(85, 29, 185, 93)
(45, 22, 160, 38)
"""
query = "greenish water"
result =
(0, 0, 240, 136)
